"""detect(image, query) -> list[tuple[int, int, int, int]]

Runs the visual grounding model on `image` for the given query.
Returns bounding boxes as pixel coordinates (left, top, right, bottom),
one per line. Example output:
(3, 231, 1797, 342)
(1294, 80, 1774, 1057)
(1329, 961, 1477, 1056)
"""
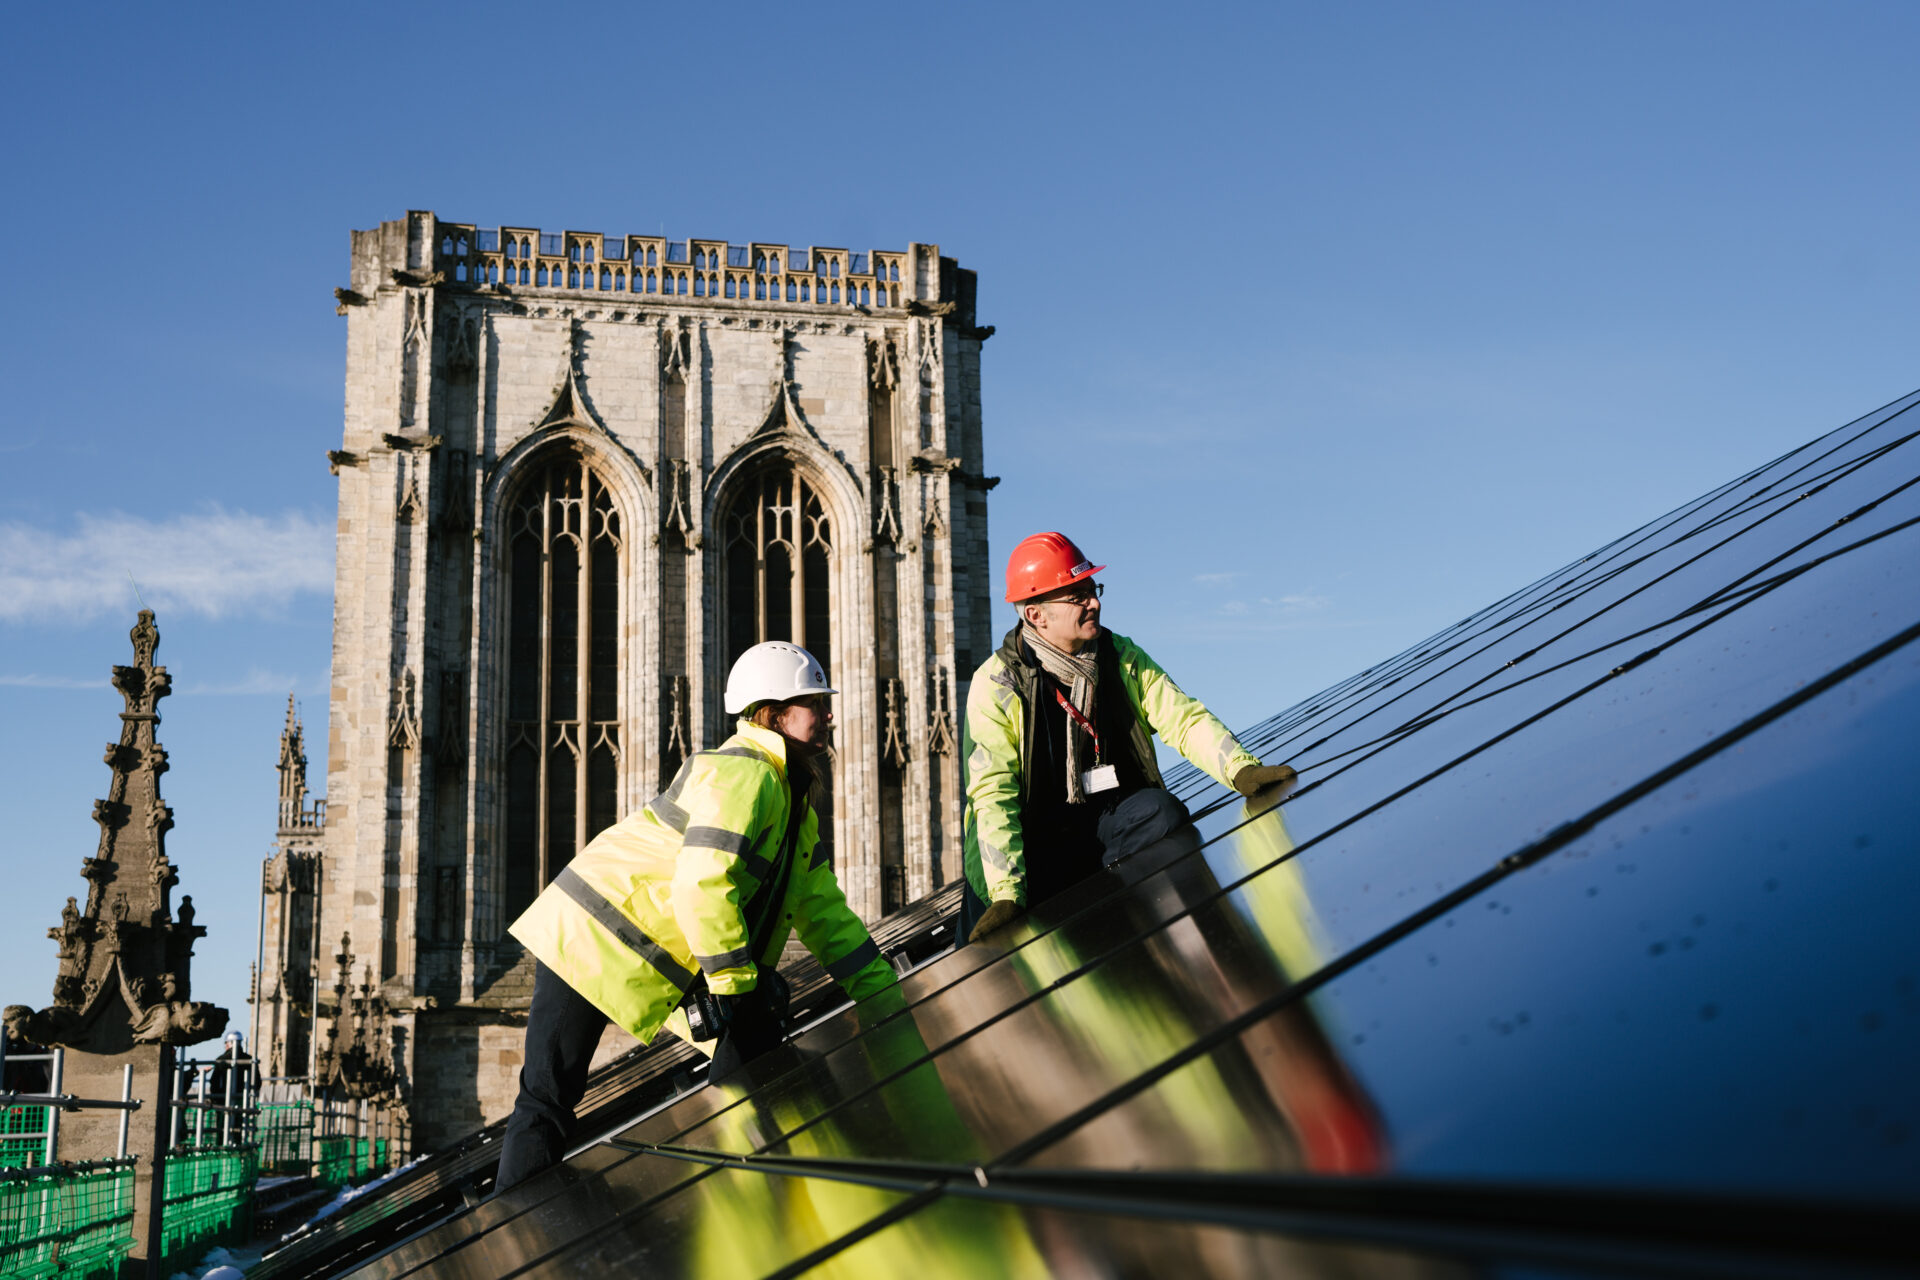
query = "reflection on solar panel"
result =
(324, 392, 1920, 1277)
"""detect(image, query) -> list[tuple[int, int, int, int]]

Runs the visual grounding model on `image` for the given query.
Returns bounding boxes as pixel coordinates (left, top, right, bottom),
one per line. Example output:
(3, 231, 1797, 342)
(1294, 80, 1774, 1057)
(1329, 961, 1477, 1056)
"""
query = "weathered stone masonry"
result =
(258, 212, 993, 1148)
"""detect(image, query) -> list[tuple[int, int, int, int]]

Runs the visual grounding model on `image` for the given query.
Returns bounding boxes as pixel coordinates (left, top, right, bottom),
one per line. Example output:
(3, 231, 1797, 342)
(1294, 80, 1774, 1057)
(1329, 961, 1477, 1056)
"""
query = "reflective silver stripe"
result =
(695, 946, 755, 975)
(644, 747, 766, 831)
(553, 867, 694, 991)
(977, 838, 1016, 874)
(686, 823, 776, 882)
(826, 937, 881, 982)
(648, 793, 689, 831)
(684, 826, 749, 855)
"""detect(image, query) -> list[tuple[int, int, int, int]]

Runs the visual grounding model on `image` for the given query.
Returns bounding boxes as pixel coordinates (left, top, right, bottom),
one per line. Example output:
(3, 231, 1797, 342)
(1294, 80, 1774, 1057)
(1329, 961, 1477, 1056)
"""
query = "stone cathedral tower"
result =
(257, 211, 993, 1145)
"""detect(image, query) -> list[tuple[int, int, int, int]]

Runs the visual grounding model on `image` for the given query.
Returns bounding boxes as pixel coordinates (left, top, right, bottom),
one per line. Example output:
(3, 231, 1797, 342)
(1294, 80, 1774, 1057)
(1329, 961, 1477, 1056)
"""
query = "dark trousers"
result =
(956, 787, 1192, 942)
(495, 962, 609, 1195)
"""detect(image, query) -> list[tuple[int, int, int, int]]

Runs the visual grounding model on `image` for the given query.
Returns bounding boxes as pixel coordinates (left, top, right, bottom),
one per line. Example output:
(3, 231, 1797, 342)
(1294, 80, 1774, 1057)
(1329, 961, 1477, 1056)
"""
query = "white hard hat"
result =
(724, 641, 837, 714)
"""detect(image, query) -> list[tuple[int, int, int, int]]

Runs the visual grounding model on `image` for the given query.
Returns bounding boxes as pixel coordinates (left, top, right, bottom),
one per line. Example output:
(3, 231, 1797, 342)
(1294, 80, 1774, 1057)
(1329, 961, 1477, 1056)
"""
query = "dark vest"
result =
(992, 625, 1158, 901)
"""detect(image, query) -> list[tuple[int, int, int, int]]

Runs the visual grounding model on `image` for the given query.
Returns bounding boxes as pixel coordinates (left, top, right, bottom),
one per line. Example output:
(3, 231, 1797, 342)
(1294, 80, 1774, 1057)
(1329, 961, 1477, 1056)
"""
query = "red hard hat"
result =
(1005, 531, 1104, 603)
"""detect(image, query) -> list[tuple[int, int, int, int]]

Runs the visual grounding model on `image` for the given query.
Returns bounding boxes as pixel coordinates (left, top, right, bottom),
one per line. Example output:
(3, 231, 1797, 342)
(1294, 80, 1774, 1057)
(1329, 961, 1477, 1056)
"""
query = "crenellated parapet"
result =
(428, 222, 909, 311)
(3, 611, 229, 1052)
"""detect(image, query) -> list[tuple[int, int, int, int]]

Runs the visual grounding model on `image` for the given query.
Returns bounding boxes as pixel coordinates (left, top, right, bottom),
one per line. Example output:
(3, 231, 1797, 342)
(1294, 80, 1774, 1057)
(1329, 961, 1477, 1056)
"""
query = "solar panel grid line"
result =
(326, 899, 972, 1280)
(430, 842, 1346, 1267)
(1235, 400, 1919, 760)
(1665, 435, 1920, 590)
(1256, 478, 1850, 766)
(1670, 408, 1919, 543)
(758, 1188, 946, 1280)
(1167, 475, 1904, 898)
(1684, 476, 1920, 616)
(1279, 496, 1920, 785)
(435, 1158, 928, 1280)
(505, 863, 1258, 1187)
(1227, 436, 1919, 786)
(594, 1141, 1920, 1278)
(341, 1154, 666, 1280)
(402, 1169, 720, 1280)
(372, 1147, 732, 1279)
(1674, 507, 1920, 624)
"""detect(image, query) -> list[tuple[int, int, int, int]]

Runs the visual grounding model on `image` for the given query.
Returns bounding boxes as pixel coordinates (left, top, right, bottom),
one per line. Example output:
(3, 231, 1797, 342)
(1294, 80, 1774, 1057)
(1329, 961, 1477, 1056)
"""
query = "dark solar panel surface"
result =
(333, 391, 1920, 1278)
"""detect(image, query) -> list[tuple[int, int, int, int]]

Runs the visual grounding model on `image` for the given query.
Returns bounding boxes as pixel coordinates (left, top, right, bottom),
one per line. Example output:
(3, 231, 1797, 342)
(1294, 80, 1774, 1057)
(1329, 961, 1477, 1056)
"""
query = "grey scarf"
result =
(1023, 625, 1105, 804)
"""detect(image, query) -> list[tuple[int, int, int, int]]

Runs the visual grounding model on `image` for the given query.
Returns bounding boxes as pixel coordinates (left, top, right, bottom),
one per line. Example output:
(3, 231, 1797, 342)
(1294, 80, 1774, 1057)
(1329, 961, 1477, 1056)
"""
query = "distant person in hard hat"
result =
(208, 1031, 255, 1118)
(959, 532, 1297, 944)
(496, 642, 898, 1194)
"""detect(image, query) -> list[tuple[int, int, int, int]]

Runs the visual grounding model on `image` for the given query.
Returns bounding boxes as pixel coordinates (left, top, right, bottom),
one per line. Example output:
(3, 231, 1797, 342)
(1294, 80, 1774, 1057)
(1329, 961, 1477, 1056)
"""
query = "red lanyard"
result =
(1054, 688, 1102, 760)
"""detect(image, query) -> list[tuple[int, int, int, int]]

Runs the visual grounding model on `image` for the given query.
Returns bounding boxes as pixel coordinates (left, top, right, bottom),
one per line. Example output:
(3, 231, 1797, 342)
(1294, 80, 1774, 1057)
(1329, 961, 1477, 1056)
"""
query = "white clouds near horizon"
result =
(0, 508, 332, 624)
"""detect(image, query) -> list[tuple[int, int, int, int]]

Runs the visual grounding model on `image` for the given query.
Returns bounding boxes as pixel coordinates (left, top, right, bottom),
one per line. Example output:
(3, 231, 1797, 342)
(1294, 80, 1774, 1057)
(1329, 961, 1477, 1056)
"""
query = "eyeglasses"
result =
(1044, 582, 1104, 606)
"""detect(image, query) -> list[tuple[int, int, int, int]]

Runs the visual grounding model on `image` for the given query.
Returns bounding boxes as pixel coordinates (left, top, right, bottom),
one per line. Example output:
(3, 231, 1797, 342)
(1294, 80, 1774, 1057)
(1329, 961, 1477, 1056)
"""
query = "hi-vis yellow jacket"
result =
(509, 720, 896, 1044)
(962, 626, 1261, 907)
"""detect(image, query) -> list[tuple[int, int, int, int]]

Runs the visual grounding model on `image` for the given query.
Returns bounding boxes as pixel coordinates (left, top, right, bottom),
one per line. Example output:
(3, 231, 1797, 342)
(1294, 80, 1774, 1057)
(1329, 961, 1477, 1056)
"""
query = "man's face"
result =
(1025, 579, 1103, 651)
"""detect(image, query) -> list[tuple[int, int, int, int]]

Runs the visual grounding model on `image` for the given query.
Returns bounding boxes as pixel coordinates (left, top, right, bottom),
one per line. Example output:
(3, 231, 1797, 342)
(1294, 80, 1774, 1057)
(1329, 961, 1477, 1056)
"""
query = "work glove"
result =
(708, 981, 787, 1084)
(968, 898, 1025, 944)
(1232, 762, 1298, 796)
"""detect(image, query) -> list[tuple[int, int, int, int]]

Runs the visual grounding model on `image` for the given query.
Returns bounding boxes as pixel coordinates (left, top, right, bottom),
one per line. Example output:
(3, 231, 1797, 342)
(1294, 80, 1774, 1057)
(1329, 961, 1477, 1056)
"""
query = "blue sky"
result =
(3, 1, 1917, 1026)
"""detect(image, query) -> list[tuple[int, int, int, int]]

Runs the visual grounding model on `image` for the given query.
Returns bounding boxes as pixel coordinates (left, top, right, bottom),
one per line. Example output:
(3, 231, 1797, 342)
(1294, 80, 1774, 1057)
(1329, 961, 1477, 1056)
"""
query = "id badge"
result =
(1081, 764, 1119, 794)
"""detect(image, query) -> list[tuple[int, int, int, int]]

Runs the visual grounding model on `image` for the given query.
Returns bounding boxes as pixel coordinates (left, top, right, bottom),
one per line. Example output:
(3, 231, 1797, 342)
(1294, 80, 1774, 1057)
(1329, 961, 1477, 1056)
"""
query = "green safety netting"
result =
(257, 1103, 314, 1175)
(159, 1146, 257, 1270)
(0, 1162, 135, 1280)
(0, 1109, 48, 1172)
(313, 1137, 354, 1190)
(349, 1139, 388, 1181)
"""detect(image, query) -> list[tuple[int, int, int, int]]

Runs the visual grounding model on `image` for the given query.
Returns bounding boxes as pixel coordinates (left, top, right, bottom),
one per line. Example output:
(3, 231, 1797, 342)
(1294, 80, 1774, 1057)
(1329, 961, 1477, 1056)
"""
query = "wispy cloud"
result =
(1216, 592, 1330, 617)
(1194, 571, 1239, 586)
(1196, 591, 1342, 633)
(176, 667, 318, 697)
(2, 667, 322, 696)
(0, 508, 332, 624)
(0, 673, 108, 689)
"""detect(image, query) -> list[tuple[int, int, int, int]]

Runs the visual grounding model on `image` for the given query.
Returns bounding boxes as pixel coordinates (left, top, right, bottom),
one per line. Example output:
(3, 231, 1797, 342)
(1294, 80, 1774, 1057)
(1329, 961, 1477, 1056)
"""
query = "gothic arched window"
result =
(721, 467, 834, 675)
(720, 465, 836, 864)
(503, 455, 623, 920)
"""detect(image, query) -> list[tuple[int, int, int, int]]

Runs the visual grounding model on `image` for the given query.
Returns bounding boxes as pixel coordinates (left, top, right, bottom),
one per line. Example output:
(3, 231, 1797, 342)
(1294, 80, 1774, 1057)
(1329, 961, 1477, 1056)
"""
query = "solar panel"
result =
(339, 389, 1920, 1278)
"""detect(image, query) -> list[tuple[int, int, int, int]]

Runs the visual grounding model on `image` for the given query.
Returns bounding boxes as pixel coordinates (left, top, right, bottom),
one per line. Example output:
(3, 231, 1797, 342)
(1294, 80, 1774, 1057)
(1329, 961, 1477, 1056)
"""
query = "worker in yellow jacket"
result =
(960, 532, 1297, 944)
(496, 641, 898, 1193)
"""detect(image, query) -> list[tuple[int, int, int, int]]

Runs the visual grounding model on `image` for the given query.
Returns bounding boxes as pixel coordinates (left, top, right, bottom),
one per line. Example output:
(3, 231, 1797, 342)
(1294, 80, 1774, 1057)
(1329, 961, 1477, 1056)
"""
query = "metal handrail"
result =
(0, 1046, 137, 1162)
(0, 1092, 143, 1112)
(0, 1155, 136, 1182)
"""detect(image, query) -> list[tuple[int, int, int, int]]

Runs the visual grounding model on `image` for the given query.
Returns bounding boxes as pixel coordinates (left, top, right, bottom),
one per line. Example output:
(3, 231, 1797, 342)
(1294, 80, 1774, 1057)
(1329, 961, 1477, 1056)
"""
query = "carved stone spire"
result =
(4, 611, 230, 1050)
(278, 694, 308, 831)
